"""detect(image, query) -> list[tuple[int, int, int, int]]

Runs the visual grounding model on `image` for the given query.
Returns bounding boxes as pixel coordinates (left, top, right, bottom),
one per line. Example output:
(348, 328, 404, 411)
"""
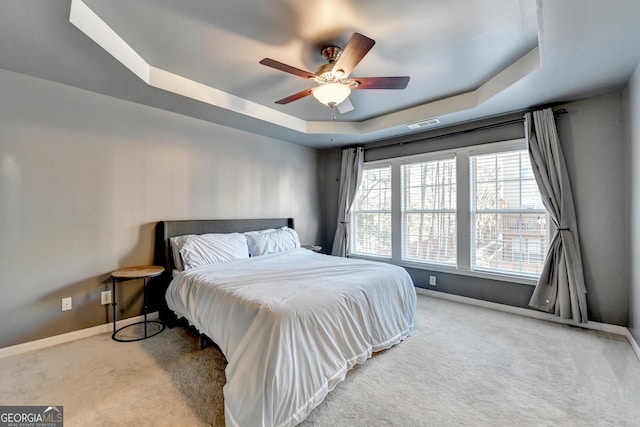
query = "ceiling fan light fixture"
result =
(311, 83, 351, 107)
(261, 33, 408, 109)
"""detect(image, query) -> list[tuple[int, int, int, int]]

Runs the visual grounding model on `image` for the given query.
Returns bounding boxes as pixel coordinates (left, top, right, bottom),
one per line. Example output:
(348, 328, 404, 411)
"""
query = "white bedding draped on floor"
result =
(165, 248, 417, 427)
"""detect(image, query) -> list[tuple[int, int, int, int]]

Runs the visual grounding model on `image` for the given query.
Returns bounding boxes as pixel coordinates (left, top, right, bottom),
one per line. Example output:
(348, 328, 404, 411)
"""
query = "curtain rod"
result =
(364, 108, 568, 152)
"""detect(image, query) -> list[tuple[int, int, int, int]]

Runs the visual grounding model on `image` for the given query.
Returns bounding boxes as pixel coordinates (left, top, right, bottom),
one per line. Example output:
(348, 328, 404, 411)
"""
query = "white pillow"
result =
(245, 227, 300, 256)
(170, 235, 191, 271)
(243, 228, 276, 236)
(178, 233, 249, 270)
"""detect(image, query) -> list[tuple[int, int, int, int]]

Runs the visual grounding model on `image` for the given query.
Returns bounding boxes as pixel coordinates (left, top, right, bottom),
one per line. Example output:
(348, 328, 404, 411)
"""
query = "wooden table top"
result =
(111, 265, 165, 279)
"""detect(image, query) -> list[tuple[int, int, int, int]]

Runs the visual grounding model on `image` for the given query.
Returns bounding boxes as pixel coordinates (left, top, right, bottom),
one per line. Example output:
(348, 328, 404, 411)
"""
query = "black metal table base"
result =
(111, 274, 164, 342)
(112, 320, 165, 342)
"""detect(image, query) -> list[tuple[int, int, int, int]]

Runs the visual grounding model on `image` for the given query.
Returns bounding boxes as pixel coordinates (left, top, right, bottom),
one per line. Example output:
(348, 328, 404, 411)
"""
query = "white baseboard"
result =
(0, 312, 159, 359)
(416, 288, 640, 361)
(5, 293, 640, 364)
(625, 329, 640, 362)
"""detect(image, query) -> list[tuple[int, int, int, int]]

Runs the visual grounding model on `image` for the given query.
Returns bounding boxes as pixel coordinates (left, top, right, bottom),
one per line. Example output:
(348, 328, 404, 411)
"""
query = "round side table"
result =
(111, 265, 165, 342)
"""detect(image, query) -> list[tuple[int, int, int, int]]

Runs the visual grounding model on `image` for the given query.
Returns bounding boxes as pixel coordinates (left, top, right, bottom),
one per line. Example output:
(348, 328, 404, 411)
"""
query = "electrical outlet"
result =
(101, 290, 112, 305)
(61, 297, 72, 311)
(429, 276, 437, 286)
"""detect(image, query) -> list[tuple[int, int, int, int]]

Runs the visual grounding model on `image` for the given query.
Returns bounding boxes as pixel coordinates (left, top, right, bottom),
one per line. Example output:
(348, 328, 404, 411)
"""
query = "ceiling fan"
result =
(259, 33, 410, 112)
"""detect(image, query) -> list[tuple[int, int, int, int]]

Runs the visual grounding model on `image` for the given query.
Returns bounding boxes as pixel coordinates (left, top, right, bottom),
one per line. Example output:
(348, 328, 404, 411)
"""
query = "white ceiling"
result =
(2, 0, 640, 148)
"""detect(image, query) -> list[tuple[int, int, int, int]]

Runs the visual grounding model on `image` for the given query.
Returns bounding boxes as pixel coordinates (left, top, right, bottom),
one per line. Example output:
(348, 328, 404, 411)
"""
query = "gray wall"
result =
(556, 94, 628, 326)
(0, 69, 321, 348)
(317, 149, 342, 253)
(322, 93, 629, 326)
(625, 63, 640, 343)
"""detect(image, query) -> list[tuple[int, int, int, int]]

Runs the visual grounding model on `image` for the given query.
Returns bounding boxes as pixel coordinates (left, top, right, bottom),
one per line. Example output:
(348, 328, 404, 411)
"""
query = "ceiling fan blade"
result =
(274, 88, 313, 104)
(331, 33, 375, 78)
(351, 76, 410, 90)
(259, 58, 316, 79)
(337, 97, 354, 114)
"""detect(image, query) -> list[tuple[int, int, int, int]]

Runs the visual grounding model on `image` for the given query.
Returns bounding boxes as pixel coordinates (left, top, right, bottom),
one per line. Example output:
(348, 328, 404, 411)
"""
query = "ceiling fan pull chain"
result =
(330, 106, 336, 142)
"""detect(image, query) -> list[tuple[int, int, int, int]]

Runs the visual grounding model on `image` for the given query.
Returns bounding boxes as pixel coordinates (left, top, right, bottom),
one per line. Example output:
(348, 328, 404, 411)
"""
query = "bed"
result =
(153, 218, 416, 427)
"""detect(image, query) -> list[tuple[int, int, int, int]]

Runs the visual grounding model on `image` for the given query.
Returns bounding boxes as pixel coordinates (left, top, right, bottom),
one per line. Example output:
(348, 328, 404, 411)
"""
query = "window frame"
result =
(468, 144, 550, 277)
(400, 154, 458, 267)
(349, 139, 548, 286)
(349, 163, 393, 259)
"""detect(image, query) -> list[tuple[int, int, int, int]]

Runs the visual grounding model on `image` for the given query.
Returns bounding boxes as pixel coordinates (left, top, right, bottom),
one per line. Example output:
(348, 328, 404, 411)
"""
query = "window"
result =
(350, 140, 550, 282)
(401, 158, 456, 265)
(470, 150, 548, 276)
(351, 165, 392, 257)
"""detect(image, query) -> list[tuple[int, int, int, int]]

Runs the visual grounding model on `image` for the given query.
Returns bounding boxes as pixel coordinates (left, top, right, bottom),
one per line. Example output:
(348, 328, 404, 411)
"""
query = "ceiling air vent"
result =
(407, 118, 441, 129)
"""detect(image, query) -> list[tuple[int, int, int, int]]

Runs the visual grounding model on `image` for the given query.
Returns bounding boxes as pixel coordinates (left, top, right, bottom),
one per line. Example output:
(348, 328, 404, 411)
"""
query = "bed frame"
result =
(152, 218, 294, 327)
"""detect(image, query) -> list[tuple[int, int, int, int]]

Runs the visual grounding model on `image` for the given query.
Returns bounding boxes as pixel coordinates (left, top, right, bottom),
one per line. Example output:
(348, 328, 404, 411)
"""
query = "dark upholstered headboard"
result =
(152, 218, 294, 324)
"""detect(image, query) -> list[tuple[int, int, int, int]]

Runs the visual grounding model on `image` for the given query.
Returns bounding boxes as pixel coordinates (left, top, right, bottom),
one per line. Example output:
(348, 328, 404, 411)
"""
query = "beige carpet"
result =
(1, 294, 639, 426)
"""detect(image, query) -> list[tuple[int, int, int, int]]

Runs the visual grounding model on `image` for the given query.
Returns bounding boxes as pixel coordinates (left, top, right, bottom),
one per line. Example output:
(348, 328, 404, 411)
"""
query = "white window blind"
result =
(401, 158, 457, 265)
(470, 149, 548, 276)
(349, 139, 550, 283)
(351, 165, 392, 257)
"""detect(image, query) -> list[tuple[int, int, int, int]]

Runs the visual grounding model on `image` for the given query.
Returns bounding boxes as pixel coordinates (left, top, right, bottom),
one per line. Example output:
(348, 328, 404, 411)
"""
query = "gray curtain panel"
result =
(331, 147, 364, 257)
(526, 108, 588, 323)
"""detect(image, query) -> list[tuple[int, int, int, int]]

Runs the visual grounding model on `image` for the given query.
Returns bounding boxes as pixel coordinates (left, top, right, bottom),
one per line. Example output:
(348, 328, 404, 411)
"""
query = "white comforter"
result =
(165, 248, 416, 427)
